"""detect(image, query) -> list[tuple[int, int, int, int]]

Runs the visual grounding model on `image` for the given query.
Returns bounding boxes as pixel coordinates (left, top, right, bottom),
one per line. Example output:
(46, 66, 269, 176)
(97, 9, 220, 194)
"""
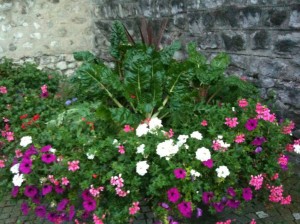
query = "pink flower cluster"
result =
(235, 134, 245, 143)
(118, 145, 125, 154)
(282, 121, 295, 135)
(278, 154, 288, 170)
(129, 202, 140, 215)
(93, 214, 105, 224)
(255, 103, 276, 122)
(1, 118, 14, 142)
(216, 219, 232, 224)
(0, 86, 7, 94)
(40, 84, 49, 98)
(238, 98, 248, 108)
(110, 174, 129, 197)
(68, 160, 80, 172)
(123, 124, 134, 133)
(249, 174, 264, 190)
(0, 159, 5, 168)
(89, 185, 104, 197)
(225, 117, 239, 128)
(267, 185, 291, 205)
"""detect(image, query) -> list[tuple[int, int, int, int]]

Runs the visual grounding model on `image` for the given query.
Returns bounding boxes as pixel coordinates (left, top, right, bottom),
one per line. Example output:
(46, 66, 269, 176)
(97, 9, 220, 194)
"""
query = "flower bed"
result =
(0, 22, 300, 224)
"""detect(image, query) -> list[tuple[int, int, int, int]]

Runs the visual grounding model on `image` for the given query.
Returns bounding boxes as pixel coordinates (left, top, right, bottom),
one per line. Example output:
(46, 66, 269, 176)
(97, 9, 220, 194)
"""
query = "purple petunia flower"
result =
(213, 202, 225, 212)
(245, 119, 258, 131)
(19, 158, 33, 174)
(83, 198, 96, 212)
(11, 186, 19, 197)
(167, 187, 181, 203)
(82, 211, 90, 220)
(254, 146, 263, 154)
(242, 188, 253, 201)
(41, 153, 56, 164)
(32, 194, 41, 205)
(42, 184, 53, 196)
(227, 199, 240, 209)
(69, 205, 76, 221)
(41, 145, 52, 153)
(221, 196, 228, 205)
(57, 199, 69, 211)
(252, 137, 266, 146)
(177, 201, 192, 218)
(35, 205, 47, 218)
(174, 168, 186, 179)
(203, 159, 213, 168)
(81, 189, 93, 200)
(168, 216, 179, 224)
(196, 208, 202, 218)
(24, 145, 38, 158)
(202, 192, 214, 204)
(55, 185, 65, 194)
(21, 202, 30, 215)
(47, 212, 58, 222)
(24, 185, 38, 198)
(65, 100, 72, 106)
(160, 202, 170, 210)
(227, 187, 236, 197)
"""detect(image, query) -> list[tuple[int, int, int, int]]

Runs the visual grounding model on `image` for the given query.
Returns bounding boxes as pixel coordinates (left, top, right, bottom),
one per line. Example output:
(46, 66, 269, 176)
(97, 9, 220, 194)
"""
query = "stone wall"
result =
(1, 0, 300, 135)
(92, 0, 300, 136)
(0, 0, 93, 73)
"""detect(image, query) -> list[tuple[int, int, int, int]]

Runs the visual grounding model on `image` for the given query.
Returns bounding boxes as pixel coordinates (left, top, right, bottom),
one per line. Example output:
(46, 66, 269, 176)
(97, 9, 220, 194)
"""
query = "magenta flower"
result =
(83, 198, 97, 212)
(242, 188, 253, 201)
(24, 145, 38, 158)
(47, 212, 58, 222)
(19, 158, 33, 174)
(174, 168, 186, 179)
(55, 185, 65, 194)
(202, 192, 214, 204)
(42, 184, 53, 195)
(213, 202, 225, 212)
(203, 159, 213, 168)
(57, 199, 69, 211)
(69, 205, 76, 221)
(227, 187, 236, 197)
(24, 185, 38, 198)
(254, 146, 263, 154)
(251, 137, 266, 146)
(41, 153, 56, 164)
(32, 194, 41, 205)
(35, 205, 47, 218)
(245, 119, 258, 131)
(167, 187, 181, 203)
(177, 201, 192, 218)
(82, 189, 93, 200)
(21, 202, 30, 215)
(41, 145, 52, 153)
(227, 199, 240, 209)
(11, 186, 19, 197)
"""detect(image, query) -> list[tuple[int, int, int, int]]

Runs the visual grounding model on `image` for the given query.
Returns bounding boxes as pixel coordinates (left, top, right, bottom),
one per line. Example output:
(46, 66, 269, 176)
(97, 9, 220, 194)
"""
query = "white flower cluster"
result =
(177, 135, 189, 147)
(216, 165, 230, 178)
(10, 163, 24, 186)
(136, 144, 145, 154)
(136, 161, 149, 176)
(20, 136, 32, 147)
(190, 131, 203, 140)
(195, 147, 211, 162)
(294, 144, 300, 154)
(190, 169, 201, 178)
(136, 117, 163, 137)
(156, 139, 179, 159)
(215, 135, 230, 149)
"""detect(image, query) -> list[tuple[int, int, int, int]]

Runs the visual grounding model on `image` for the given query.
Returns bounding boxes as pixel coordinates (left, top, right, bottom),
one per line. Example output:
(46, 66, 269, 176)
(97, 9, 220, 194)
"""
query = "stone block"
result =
(249, 57, 288, 78)
(289, 7, 300, 28)
(256, 211, 269, 218)
(251, 30, 270, 49)
(221, 32, 246, 51)
(240, 6, 262, 28)
(199, 32, 220, 50)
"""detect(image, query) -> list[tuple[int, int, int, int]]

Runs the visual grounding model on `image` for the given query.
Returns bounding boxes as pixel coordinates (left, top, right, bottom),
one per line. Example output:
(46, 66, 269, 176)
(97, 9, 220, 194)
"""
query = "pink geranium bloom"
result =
(238, 99, 248, 108)
(93, 214, 104, 224)
(249, 174, 264, 190)
(281, 195, 291, 205)
(15, 149, 23, 158)
(201, 120, 208, 126)
(6, 132, 14, 142)
(0, 86, 7, 94)
(224, 117, 238, 128)
(235, 134, 245, 143)
(123, 125, 134, 132)
(68, 160, 80, 172)
(0, 160, 5, 168)
(61, 177, 70, 186)
(118, 145, 125, 154)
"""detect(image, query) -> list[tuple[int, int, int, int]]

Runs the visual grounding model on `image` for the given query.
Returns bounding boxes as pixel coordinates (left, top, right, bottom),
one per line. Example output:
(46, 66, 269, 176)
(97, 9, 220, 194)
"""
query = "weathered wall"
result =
(93, 0, 300, 136)
(1, 0, 300, 135)
(0, 0, 94, 74)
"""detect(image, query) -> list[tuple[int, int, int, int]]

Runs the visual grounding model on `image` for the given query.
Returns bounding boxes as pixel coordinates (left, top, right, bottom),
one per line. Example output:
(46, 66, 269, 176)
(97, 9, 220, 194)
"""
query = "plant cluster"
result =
(0, 21, 299, 224)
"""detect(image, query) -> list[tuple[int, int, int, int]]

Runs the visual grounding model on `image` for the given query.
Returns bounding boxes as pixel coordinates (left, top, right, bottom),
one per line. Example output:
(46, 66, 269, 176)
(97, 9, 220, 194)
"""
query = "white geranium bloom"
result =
(217, 135, 223, 139)
(136, 123, 149, 137)
(190, 169, 201, 178)
(216, 166, 230, 178)
(12, 173, 24, 186)
(49, 148, 56, 153)
(137, 144, 145, 154)
(136, 161, 149, 176)
(177, 135, 189, 147)
(294, 144, 300, 154)
(195, 147, 211, 162)
(219, 139, 231, 149)
(50, 201, 57, 208)
(20, 136, 32, 147)
(149, 117, 163, 131)
(86, 153, 95, 160)
(112, 139, 119, 146)
(156, 139, 179, 158)
(40, 177, 47, 184)
(10, 163, 20, 174)
(184, 144, 189, 149)
(190, 131, 203, 140)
